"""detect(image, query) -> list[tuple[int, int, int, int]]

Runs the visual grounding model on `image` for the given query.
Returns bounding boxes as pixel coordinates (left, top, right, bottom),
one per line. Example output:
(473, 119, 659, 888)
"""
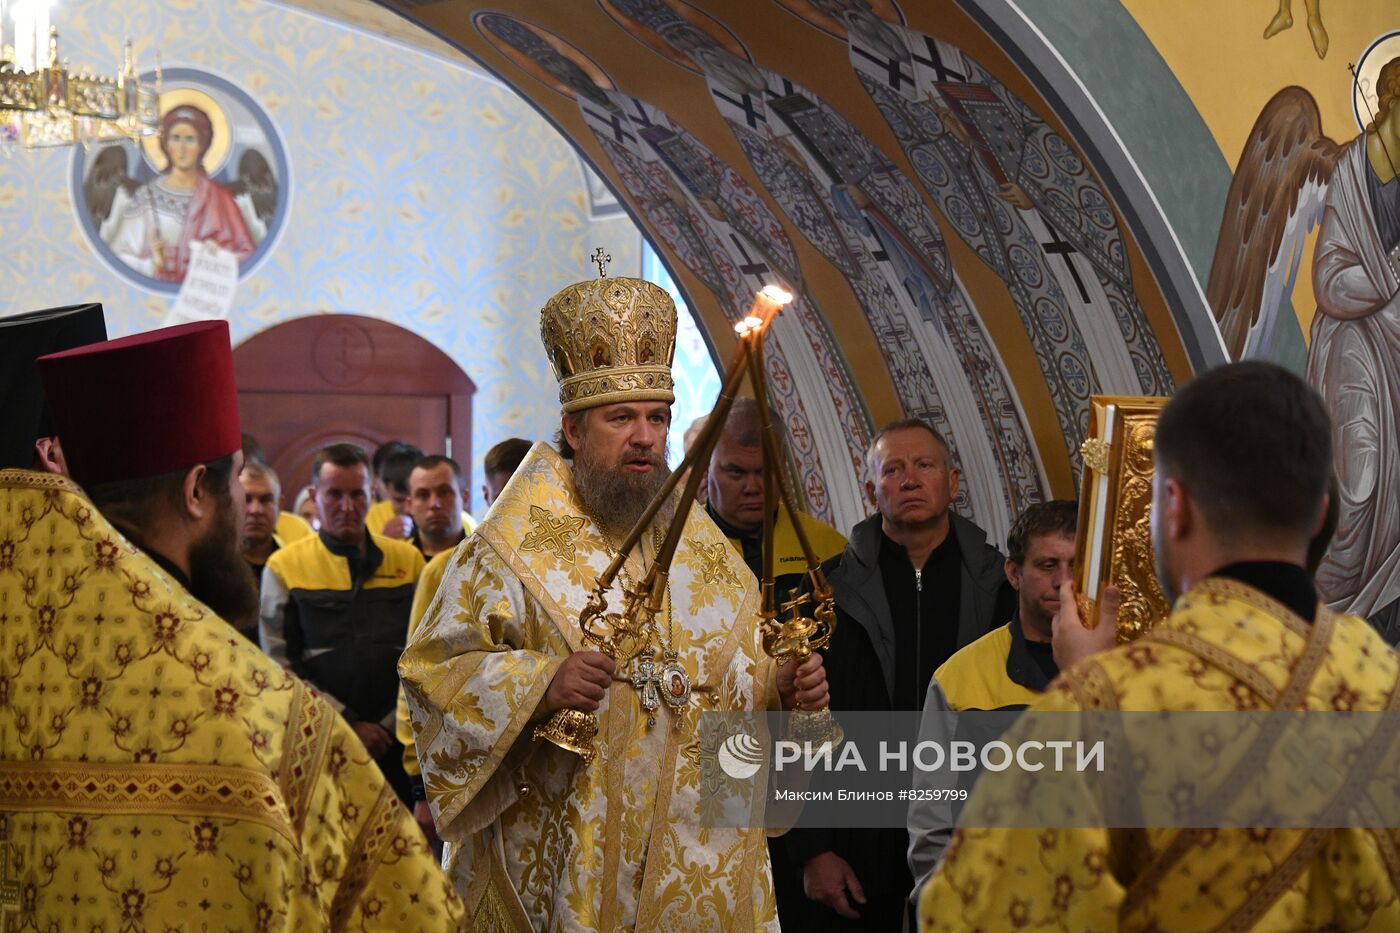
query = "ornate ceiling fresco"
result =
(370, 0, 1217, 541)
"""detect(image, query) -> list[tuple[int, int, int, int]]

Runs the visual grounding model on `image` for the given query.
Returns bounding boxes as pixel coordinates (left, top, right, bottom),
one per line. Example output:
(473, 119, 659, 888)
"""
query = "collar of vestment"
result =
(473, 443, 758, 692)
(1208, 560, 1317, 624)
(1143, 571, 1330, 693)
(143, 546, 192, 591)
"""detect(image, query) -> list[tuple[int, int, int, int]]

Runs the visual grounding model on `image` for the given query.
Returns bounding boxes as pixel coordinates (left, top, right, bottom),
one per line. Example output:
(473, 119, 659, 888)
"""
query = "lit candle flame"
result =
(760, 285, 793, 305)
(733, 315, 764, 336)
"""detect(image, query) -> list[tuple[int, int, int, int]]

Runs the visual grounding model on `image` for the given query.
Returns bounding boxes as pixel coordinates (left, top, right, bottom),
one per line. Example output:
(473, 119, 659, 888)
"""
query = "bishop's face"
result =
(567, 401, 673, 533)
(573, 402, 670, 478)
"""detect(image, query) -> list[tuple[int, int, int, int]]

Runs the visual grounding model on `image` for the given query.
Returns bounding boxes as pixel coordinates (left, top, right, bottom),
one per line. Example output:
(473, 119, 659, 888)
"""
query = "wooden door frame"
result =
(234, 313, 475, 500)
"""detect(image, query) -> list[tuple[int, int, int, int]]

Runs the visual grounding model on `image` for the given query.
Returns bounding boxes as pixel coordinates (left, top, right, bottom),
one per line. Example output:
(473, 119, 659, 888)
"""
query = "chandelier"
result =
(0, 1, 159, 149)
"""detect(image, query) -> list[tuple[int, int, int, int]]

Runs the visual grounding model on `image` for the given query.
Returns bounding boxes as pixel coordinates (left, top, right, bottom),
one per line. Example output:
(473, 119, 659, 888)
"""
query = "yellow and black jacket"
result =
(275, 510, 313, 543)
(908, 618, 1057, 894)
(259, 530, 423, 726)
(931, 618, 1053, 712)
(396, 546, 454, 785)
(708, 502, 847, 604)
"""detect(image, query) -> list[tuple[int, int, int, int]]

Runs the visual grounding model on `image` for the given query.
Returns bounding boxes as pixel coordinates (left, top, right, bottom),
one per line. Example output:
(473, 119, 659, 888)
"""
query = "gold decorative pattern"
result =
(279, 678, 336, 837)
(922, 580, 1400, 931)
(475, 881, 519, 932)
(539, 275, 678, 412)
(519, 505, 586, 563)
(1073, 396, 1171, 640)
(0, 760, 294, 842)
(0, 468, 466, 929)
(329, 783, 403, 929)
(1109, 417, 1169, 638)
(1080, 437, 1111, 474)
(692, 539, 741, 588)
(0, 844, 17, 919)
(400, 443, 778, 929)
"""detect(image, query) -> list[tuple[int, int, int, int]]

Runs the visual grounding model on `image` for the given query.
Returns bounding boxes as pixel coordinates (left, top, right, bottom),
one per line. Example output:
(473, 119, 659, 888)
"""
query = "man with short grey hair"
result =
(782, 417, 1014, 928)
(238, 458, 283, 632)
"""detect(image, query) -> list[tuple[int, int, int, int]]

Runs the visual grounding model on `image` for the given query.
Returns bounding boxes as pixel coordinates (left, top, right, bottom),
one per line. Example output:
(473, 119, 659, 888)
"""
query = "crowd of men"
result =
(0, 287, 1387, 931)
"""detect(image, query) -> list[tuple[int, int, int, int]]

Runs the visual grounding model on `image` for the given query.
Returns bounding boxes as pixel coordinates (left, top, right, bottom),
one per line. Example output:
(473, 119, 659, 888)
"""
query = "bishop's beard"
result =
(573, 442, 675, 537)
(190, 497, 260, 630)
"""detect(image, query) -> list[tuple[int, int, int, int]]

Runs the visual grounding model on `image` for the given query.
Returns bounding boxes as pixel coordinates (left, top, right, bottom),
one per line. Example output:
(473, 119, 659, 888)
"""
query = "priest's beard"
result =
(190, 497, 260, 629)
(573, 440, 674, 537)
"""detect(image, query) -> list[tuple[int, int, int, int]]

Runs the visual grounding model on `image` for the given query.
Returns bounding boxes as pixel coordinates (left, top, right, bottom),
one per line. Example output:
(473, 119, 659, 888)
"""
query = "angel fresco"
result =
(1208, 51, 1400, 637)
(1263, 0, 1329, 59)
(98, 105, 254, 282)
(74, 71, 287, 291)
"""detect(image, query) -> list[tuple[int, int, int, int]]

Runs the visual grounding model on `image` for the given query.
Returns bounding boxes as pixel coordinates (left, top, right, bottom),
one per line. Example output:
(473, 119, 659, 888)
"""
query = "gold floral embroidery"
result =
(0, 469, 466, 929)
(403, 443, 778, 930)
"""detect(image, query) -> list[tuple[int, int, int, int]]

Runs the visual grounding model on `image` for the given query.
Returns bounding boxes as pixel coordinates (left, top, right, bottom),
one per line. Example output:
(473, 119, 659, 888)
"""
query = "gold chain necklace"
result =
(583, 509, 690, 729)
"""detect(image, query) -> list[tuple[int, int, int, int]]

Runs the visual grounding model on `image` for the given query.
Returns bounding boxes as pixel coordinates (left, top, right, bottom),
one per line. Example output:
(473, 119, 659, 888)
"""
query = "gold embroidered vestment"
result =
(920, 578, 1400, 931)
(399, 444, 781, 930)
(0, 469, 464, 930)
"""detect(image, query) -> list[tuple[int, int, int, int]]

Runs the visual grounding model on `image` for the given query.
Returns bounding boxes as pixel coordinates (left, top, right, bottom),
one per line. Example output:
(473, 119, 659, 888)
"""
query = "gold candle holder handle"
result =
(533, 580, 654, 764)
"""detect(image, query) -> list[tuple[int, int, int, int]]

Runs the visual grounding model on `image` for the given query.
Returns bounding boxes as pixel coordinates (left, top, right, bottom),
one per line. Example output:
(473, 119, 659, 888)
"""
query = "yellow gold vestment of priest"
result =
(920, 577, 1400, 931)
(399, 443, 781, 930)
(0, 469, 465, 930)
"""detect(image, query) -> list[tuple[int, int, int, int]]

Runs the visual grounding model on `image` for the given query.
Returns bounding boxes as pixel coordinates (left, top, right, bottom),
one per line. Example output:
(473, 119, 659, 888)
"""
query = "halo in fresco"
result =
(475, 12, 618, 104)
(1353, 31, 1400, 131)
(71, 68, 290, 294)
(597, 0, 754, 74)
(139, 87, 232, 175)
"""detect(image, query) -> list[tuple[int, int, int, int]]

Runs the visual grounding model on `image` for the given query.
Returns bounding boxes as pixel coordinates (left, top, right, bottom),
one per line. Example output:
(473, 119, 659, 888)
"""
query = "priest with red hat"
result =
(0, 320, 464, 930)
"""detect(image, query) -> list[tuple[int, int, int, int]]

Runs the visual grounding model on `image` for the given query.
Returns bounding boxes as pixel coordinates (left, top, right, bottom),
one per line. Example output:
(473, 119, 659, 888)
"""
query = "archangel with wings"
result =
(83, 103, 278, 284)
(1207, 54, 1400, 637)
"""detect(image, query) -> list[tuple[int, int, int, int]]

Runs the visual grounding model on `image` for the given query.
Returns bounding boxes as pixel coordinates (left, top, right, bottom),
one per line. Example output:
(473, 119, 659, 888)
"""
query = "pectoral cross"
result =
(592, 247, 611, 277)
(631, 648, 661, 727)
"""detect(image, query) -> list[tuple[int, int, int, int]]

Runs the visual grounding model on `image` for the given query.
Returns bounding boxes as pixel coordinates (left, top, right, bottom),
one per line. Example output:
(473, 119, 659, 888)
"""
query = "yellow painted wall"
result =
(1121, 1, 1396, 342)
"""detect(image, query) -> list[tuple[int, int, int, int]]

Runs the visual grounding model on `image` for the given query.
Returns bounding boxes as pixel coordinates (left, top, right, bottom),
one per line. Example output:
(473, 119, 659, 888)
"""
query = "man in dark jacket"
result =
(784, 418, 1015, 929)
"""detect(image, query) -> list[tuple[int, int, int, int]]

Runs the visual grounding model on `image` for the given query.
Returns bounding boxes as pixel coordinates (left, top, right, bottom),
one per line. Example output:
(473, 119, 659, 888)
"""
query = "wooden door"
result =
(233, 315, 475, 510)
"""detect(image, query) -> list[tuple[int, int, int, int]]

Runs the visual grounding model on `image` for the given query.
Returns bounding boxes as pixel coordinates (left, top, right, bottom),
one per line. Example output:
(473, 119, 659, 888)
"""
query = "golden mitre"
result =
(540, 275, 678, 413)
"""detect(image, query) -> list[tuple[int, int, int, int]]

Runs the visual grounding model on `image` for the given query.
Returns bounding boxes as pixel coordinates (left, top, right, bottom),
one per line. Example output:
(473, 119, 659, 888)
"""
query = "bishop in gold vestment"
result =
(401, 274, 827, 929)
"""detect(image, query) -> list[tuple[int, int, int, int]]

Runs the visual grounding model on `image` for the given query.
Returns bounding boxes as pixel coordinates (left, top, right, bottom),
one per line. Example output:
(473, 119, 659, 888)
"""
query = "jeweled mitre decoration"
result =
(540, 276, 678, 413)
